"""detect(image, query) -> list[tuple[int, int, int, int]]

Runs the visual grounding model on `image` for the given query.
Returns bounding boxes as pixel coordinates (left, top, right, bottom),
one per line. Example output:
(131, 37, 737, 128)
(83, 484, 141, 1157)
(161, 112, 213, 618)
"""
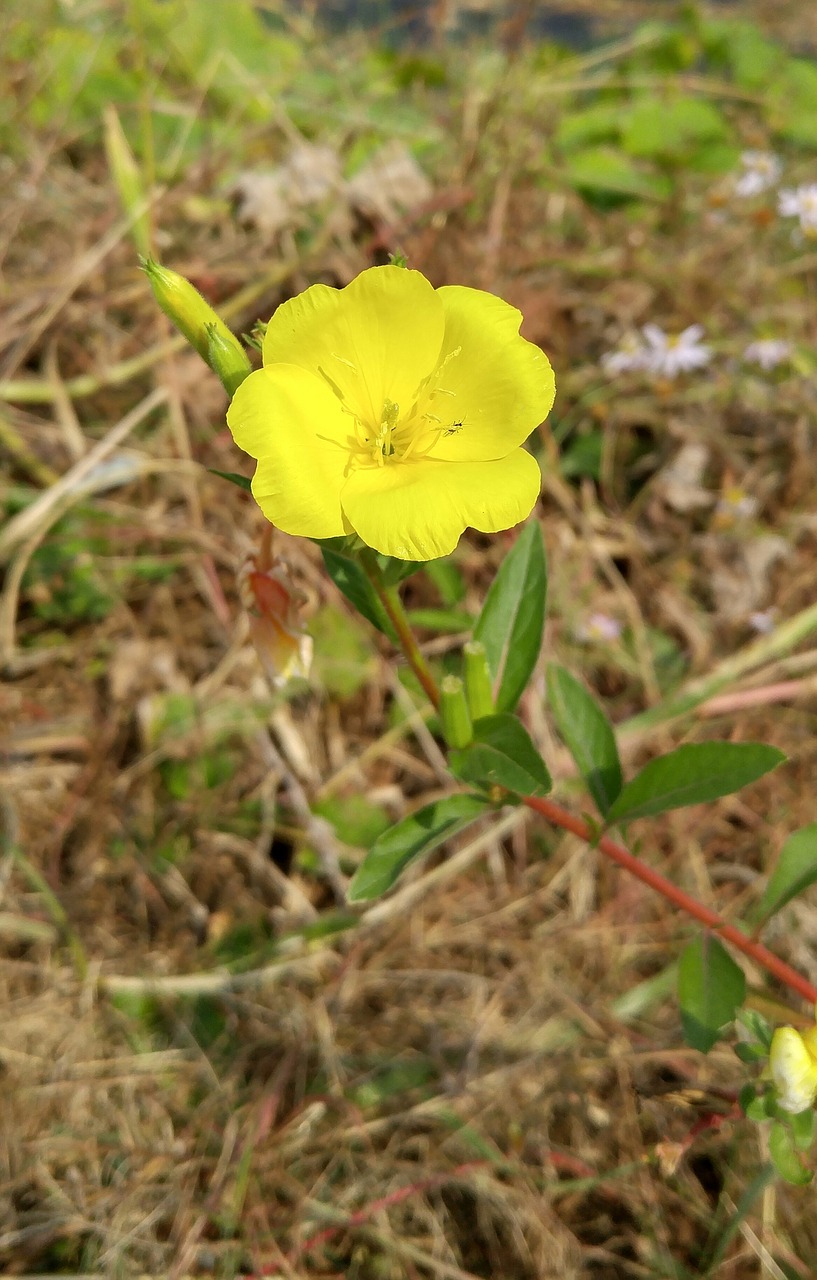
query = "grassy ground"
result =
(5, 1, 817, 1275)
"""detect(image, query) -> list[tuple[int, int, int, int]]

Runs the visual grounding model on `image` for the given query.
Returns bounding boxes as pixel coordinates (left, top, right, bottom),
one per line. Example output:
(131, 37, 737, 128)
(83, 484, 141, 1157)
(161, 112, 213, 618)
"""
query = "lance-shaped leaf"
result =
(348, 794, 491, 902)
(606, 742, 785, 825)
(449, 713, 552, 798)
(321, 545, 395, 640)
(678, 934, 746, 1054)
(473, 521, 547, 714)
(546, 664, 622, 816)
(753, 823, 817, 926)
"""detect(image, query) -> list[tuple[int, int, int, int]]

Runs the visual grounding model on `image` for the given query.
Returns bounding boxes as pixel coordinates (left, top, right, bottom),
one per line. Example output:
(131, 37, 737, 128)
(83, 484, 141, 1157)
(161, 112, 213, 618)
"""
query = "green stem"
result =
(361, 557, 441, 709)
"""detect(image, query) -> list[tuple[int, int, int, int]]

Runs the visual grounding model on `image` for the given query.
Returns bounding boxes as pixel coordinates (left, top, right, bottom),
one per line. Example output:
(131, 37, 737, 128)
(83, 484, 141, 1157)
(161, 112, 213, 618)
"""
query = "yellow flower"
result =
(769, 1025, 817, 1113)
(226, 265, 555, 560)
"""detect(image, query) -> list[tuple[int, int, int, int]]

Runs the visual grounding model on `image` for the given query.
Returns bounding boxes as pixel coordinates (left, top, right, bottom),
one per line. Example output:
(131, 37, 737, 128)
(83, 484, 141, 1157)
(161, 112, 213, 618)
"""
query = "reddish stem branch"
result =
(523, 794, 817, 1007)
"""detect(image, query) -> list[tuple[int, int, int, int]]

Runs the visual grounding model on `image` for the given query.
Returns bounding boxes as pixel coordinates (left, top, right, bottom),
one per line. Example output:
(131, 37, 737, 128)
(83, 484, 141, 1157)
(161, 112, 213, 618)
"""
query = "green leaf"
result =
(449, 713, 551, 798)
(375, 553, 426, 587)
(769, 1121, 813, 1185)
(347, 794, 490, 902)
(606, 742, 785, 825)
(546, 665, 622, 816)
(564, 147, 673, 203)
(555, 102, 622, 152)
(621, 94, 728, 161)
(790, 1106, 816, 1152)
(321, 546, 395, 640)
(678, 934, 746, 1053)
(209, 468, 252, 491)
(754, 824, 817, 926)
(472, 521, 547, 714)
(745, 1091, 776, 1122)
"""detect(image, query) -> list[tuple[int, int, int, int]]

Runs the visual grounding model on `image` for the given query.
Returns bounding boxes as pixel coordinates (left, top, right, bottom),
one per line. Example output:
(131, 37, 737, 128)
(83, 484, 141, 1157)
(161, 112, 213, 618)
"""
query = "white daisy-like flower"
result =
(733, 151, 782, 198)
(743, 339, 794, 371)
(778, 184, 817, 233)
(601, 332, 650, 375)
(641, 324, 713, 378)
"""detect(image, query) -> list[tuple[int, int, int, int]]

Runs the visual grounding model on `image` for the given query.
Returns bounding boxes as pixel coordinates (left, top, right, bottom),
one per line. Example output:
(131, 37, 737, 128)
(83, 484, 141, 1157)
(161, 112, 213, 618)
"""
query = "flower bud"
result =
(440, 674, 472, 750)
(205, 323, 252, 396)
(463, 640, 494, 721)
(103, 105, 151, 259)
(769, 1024, 817, 1114)
(142, 259, 251, 390)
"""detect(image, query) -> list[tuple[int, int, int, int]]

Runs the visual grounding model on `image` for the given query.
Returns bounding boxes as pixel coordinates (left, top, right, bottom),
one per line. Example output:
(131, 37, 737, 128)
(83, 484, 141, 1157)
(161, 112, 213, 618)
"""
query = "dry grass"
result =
(4, 2, 817, 1276)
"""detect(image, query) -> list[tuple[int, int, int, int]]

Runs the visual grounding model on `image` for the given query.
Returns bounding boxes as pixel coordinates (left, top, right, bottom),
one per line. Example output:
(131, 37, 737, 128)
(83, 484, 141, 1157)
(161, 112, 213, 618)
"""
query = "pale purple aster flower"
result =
(743, 339, 794, 371)
(641, 324, 713, 378)
(576, 613, 623, 644)
(748, 609, 777, 635)
(778, 184, 817, 233)
(733, 151, 781, 198)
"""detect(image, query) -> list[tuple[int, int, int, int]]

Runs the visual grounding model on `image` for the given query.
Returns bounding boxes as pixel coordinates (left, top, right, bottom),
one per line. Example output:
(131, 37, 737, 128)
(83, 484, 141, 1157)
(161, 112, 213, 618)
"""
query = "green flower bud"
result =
(205, 323, 252, 397)
(463, 640, 494, 721)
(440, 674, 473, 750)
(142, 259, 252, 390)
(103, 105, 151, 259)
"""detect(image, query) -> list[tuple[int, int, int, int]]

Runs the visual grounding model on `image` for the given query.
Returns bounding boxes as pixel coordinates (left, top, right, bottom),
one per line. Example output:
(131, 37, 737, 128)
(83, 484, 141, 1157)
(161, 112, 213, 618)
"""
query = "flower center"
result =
(320, 347, 463, 468)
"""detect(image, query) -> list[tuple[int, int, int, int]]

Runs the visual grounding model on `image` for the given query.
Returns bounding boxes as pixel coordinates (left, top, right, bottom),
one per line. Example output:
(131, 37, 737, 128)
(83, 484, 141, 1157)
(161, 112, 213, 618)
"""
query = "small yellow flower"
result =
(226, 266, 555, 560)
(769, 1025, 817, 1113)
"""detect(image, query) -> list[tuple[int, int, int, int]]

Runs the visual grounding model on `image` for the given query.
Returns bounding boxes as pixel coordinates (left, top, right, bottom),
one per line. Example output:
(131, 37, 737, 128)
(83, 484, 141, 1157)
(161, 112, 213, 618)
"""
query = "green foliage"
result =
(310, 605, 376, 699)
(348, 793, 491, 902)
(563, 147, 673, 204)
(605, 743, 786, 826)
(313, 794, 392, 848)
(546, 665, 622, 817)
(678, 935, 746, 1053)
(472, 521, 547, 714)
(449, 713, 552, 799)
(769, 1121, 813, 1185)
(620, 94, 728, 163)
(320, 544, 395, 639)
(753, 824, 817, 926)
(766, 58, 817, 147)
(209, 468, 252, 492)
(23, 537, 116, 625)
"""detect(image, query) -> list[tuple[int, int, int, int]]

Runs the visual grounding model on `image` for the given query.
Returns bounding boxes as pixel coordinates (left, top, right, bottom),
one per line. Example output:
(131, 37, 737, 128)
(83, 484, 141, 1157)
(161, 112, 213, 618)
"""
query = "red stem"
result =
(523, 794, 817, 1007)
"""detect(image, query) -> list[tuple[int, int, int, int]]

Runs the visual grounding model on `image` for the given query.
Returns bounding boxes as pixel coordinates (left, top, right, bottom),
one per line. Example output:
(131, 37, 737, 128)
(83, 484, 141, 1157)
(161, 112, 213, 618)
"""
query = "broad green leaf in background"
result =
(321, 546, 395, 640)
(554, 102, 622, 152)
(347, 793, 490, 902)
(472, 521, 547, 714)
(678, 934, 746, 1054)
(769, 1121, 813, 1185)
(449, 713, 552, 798)
(564, 147, 673, 203)
(753, 823, 817, 926)
(546, 665, 622, 816)
(605, 742, 785, 825)
(621, 94, 728, 161)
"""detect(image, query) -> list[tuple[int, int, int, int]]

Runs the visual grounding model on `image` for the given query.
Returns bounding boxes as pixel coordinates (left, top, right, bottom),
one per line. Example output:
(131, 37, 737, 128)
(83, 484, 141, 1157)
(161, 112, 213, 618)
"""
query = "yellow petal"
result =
(340, 448, 541, 560)
(226, 365, 351, 539)
(427, 285, 555, 462)
(263, 266, 445, 429)
(770, 1027, 817, 1114)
